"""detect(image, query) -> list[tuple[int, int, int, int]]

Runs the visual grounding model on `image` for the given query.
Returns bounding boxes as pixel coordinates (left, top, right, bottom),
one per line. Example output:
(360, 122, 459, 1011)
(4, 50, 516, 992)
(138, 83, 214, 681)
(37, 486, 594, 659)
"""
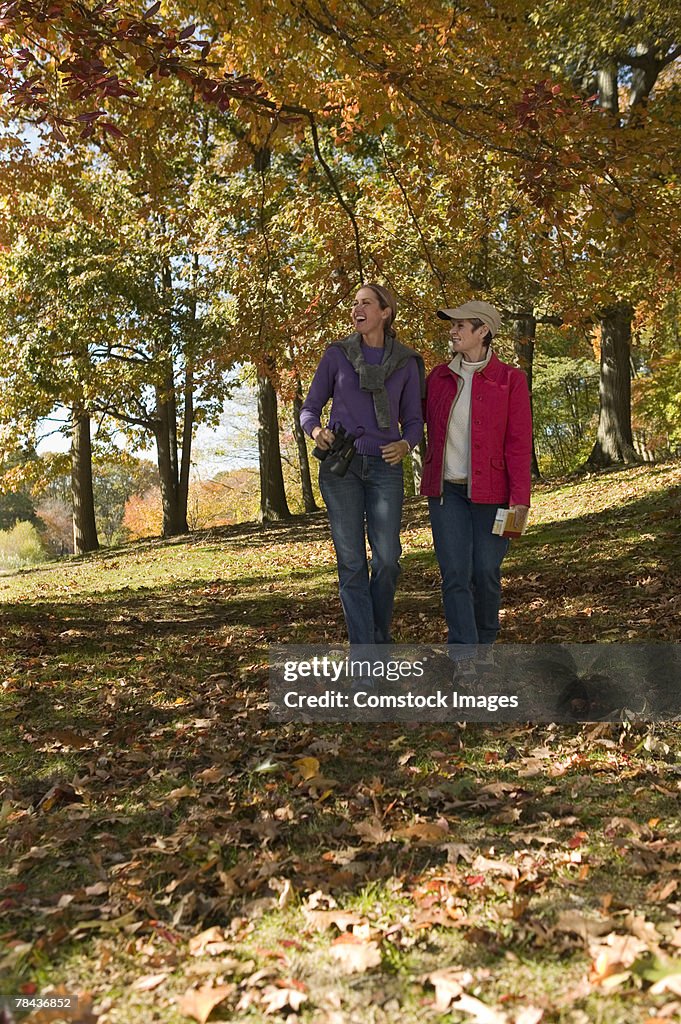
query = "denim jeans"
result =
(320, 453, 404, 644)
(428, 482, 509, 644)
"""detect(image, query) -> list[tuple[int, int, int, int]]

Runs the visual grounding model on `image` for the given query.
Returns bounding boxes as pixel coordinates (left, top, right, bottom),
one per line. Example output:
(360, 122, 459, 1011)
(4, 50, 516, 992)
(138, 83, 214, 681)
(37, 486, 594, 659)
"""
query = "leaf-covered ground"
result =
(1, 460, 680, 1024)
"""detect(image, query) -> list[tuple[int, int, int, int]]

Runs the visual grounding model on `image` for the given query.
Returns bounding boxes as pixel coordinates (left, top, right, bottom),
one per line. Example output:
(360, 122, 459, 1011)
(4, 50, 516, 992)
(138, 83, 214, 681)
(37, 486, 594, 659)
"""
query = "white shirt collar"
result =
(448, 347, 492, 374)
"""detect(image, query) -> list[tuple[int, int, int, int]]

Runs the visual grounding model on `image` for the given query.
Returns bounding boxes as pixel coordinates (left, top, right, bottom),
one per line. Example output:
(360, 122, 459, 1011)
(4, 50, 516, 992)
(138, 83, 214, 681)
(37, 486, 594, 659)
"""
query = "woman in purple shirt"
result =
(300, 284, 424, 645)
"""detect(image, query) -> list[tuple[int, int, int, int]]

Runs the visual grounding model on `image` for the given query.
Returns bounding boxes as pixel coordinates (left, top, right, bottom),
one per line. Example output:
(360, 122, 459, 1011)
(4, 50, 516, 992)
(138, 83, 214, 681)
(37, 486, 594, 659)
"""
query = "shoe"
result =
(350, 676, 375, 693)
(452, 659, 477, 685)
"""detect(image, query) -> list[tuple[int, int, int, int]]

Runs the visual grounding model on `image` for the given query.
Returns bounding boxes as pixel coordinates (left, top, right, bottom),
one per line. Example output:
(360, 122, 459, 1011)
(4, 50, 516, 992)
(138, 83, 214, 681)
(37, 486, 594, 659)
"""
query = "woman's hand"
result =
(380, 440, 410, 465)
(509, 504, 529, 531)
(312, 425, 335, 450)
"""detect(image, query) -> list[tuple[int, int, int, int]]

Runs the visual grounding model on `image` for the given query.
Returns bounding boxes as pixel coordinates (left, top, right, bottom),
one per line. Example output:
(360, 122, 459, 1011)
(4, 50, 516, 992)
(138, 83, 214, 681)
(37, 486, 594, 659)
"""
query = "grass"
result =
(1, 459, 680, 1023)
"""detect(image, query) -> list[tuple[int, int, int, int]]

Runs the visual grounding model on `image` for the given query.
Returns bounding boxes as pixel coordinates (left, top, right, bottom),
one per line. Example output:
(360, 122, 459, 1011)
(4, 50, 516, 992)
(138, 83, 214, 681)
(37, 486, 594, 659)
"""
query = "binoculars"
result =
(312, 424, 357, 477)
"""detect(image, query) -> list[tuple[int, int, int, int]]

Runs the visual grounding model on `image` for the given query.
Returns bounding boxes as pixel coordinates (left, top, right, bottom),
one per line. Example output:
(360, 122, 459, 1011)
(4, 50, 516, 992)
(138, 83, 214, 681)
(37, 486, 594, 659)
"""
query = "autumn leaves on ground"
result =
(1, 461, 681, 1024)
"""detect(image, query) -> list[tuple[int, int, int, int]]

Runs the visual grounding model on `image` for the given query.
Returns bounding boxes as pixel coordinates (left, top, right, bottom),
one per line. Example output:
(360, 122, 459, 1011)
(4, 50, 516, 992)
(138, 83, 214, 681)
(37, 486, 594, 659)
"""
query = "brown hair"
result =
(364, 282, 397, 335)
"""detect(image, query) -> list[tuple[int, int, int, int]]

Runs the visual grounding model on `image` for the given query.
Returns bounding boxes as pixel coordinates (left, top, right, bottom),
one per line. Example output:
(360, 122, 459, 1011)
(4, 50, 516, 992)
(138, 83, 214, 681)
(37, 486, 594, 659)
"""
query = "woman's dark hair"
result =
(469, 317, 493, 349)
(364, 283, 397, 335)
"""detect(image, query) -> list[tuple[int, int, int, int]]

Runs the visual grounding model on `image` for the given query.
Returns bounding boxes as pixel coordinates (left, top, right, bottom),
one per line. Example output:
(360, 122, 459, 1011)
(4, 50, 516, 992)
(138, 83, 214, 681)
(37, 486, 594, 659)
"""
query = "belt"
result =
(446, 477, 467, 485)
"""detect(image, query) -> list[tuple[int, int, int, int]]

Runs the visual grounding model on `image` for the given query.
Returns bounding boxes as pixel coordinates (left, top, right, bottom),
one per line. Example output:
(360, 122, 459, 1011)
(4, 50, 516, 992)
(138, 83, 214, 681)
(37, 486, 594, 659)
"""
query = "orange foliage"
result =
(122, 487, 164, 540)
(122, 471, 262, 539)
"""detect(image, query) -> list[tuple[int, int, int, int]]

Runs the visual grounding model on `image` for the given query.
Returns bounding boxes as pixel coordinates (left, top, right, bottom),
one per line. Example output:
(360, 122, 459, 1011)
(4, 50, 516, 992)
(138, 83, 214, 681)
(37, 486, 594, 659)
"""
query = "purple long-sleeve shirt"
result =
(300, 343, 424, 456)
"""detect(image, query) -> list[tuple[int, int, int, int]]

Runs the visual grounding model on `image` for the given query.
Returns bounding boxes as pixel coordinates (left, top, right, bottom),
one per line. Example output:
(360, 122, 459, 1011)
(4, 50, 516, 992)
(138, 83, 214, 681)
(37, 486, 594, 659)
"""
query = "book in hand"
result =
(492, 507, 528, 538)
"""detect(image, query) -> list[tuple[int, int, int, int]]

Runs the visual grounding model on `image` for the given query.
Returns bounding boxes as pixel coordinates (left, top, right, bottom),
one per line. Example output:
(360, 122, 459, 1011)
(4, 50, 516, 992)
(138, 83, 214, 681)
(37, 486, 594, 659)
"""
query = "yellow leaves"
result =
(38, 782, 85, 813)
(291, 755, 337, 800)
(293, 755, 319, 779)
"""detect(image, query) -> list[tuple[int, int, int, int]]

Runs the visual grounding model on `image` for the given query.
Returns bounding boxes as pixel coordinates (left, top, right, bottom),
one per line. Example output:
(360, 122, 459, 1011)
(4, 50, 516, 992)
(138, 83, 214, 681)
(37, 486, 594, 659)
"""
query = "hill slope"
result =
(0, 461, 680, 1024)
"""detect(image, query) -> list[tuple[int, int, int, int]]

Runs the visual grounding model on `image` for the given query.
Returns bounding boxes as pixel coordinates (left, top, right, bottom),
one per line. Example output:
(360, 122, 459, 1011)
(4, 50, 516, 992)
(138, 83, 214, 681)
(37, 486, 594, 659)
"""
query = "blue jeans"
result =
(428, 482, 509, 644)
(320, 454, 404, 644)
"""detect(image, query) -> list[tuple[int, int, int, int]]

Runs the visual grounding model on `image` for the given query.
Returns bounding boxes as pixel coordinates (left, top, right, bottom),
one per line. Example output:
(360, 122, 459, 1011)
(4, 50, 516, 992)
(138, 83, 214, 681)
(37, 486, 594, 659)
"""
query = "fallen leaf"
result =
(188, 926, 231, 957)
(472, 854, 519, 878)
(167, 785, 197, 801)
(491, 807, 523, 825)
(293, 756, 320, 780)
(623, 912, 663, 945)
(45, 729, 90, 749)
(646, 879, 678, 903)
(513, 1009, 544, 1024)
(650, 975, 681, 996)
(453, 993, 508, 1023)
(444, 842, 476, 864)
(303, 908, 363, 932)
(637, 955, 681, 996)
(393, 822, 449, 843)
(84, 882, 108, 897)
(555, 910, 612, 939)
(24, 989, 96, 1023)
(425, 967, 473, 1012)
(196, 766, 225, 783)
(354, 817, 392, 844)
(270, 876, 295, 909)
(261, 984, 307, 1014)
(38, 783, 84, 812)
(329, 933, 381, 973)
(589, 932, 649, 985)
(178, 983, 234, 1023)
(132, 973, 168, 991)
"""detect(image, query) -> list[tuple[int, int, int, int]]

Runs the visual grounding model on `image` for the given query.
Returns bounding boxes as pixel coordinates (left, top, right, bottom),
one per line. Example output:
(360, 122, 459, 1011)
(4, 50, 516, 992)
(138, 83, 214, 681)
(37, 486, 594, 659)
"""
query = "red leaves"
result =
(0, 0, 269, 139)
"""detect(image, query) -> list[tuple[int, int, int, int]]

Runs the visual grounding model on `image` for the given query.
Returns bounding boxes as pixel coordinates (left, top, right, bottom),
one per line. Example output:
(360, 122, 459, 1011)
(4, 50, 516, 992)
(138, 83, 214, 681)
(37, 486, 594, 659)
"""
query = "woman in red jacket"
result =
(420, 300, 532, 645)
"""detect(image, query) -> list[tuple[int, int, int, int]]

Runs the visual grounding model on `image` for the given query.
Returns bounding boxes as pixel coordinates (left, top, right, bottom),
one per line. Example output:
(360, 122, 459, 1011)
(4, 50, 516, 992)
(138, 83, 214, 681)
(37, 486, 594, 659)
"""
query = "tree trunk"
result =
(257, 362, 290, 522)
(586, 303, 640, 468)
(292, 391, 319, 513)
(512, 313, 542, 480)
(178, 362, 194, 522)
(71, 408, 99, 554)
(153, 257, 189, 537)
(597, 64, 619, 115)
(178, 252, 197, 528)
(154, 383, 189, 537)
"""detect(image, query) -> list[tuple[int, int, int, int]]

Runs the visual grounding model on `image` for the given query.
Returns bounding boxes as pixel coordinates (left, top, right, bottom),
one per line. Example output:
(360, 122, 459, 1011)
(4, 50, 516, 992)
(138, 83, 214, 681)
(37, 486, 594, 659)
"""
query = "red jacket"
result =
(420, 352, 532, 505)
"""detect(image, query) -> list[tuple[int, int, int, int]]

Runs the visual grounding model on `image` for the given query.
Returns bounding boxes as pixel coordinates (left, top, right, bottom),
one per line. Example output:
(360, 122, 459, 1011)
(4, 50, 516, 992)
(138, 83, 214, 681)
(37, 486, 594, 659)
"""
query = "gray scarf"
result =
(332, 332, 425, 430)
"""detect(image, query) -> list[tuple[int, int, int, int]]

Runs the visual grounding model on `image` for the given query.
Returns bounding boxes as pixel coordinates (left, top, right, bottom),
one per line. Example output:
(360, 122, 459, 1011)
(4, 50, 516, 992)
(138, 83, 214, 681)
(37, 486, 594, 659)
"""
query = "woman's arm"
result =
(398, 358, 425, 451)
(381, 359, 425, 464)
(504, 370, 533, 509)
(300, 349, 336, 439)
